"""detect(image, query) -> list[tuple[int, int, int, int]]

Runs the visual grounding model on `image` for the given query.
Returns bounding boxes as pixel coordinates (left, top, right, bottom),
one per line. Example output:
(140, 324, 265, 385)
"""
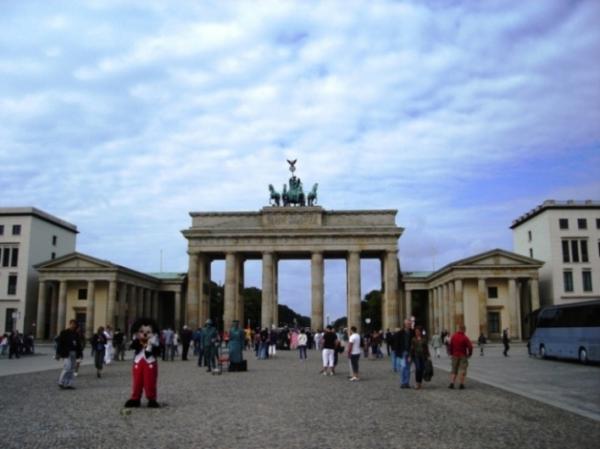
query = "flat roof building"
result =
(511, 200, 600, 306)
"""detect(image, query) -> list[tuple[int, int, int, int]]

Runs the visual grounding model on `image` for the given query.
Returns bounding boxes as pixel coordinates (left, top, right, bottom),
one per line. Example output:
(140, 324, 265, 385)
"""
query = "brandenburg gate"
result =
(183, 207, 403, 332)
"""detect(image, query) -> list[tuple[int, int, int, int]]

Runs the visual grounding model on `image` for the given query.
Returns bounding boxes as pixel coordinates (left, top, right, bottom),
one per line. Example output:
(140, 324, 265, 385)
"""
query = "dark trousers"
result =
(503, 342, 510, 356)
(94, 349, 105, 371)
(350, 354, 360, 375)
(182, 343, 190, 360)
(414, 355, 425, 384)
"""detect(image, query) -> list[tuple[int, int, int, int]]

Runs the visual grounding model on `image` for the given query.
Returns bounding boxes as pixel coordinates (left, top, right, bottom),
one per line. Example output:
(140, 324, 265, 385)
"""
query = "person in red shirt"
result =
(448, 325, 473, 390)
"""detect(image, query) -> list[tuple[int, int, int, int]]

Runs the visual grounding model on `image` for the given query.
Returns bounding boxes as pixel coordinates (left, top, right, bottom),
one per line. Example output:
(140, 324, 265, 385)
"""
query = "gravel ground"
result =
(1, 349, 598, 449)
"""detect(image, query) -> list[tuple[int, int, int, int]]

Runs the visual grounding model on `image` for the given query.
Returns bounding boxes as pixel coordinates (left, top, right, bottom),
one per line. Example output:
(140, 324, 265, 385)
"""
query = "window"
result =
(7, 275, 17, 295)
(487, 286, 498, 298)
(559, 218, 569, 229)
(78, 289, 87, 300)
(563, 271, 574, 293)
(51, 252, 56, 260)
(2, 248, 9, 267)
(562, 240, 570, 262)
(529, 248, 534, 258)
(527, 230, 532, 242)
(596, 218, 600, 229)
(582, 271, 593, 292)
(0, 224, 4, 235)
(487, 311, 500, 334)
(563, 239, 589, 263)
(12, 225, 21, 235)
(52, 235, 57, 246)
(10, 248, 18, 267)
(577, 218, 587, 230)
(4, 308, 17, 333)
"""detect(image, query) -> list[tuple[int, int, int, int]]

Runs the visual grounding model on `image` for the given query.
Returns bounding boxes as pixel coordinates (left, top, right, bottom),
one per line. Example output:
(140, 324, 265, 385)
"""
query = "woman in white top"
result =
(297, 329, 308, 360)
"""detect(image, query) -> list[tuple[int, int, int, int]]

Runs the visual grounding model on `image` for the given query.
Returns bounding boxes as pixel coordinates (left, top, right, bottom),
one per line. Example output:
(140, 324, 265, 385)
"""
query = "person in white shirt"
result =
(103, 325, 114, 365)
(347, 326, 362, 381)
(297, 328, 308, 360)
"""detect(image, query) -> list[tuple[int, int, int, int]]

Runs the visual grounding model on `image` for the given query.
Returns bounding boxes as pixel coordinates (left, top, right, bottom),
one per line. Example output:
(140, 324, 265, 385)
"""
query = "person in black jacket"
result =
(56, 320, 83, 389)
(393, 319, 414, 389)
(180, 325, 193, 361)
(91, 326, 107, 378)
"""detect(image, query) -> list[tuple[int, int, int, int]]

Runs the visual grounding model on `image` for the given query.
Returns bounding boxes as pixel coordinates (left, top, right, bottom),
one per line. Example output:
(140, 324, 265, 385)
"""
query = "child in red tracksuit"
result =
(125, 318, 161, 408)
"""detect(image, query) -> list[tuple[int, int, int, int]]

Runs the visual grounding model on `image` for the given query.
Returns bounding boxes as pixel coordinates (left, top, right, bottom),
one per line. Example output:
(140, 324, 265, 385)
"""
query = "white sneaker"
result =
(349, 377, 358, 381)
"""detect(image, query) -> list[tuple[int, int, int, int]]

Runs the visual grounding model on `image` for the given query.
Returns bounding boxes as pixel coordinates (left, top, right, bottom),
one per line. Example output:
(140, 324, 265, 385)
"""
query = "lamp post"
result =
(365, 317, 371, 333)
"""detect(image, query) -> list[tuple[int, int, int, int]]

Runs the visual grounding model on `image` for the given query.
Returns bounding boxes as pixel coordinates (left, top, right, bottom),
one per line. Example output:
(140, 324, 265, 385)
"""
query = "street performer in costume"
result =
(124, 318, 161, 408)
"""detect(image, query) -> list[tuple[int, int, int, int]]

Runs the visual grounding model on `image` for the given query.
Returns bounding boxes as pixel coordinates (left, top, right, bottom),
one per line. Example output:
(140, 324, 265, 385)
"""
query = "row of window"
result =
(0, 224, 21, 236)
(559, 218, 600, 230)
(563, 270, 593, 293)
(0, 247, 19, 268)
(562, 239, 589, 263)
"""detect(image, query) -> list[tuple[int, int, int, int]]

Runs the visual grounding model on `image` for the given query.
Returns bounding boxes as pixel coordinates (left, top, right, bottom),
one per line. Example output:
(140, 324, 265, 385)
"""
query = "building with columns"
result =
(0, 207, 77, 335)
(403, 249, 543, 340)
(182, 207, 402, 333)
(34, 253, 185, 339)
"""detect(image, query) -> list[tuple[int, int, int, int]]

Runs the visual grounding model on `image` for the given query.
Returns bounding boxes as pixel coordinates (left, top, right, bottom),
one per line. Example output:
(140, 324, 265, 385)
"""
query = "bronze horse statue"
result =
(268, 184, 281, 206)
(307, 183, 318, 206)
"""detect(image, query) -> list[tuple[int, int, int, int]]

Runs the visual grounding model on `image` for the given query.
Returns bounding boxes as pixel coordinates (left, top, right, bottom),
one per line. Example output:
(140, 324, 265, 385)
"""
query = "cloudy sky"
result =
(2, 0, 599, 320)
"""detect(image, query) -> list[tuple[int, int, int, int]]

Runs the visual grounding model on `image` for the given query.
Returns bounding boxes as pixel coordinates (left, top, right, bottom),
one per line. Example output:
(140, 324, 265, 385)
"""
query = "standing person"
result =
(56, 320, 83, 389)
(91, 326, 107, 378)
(393, 319, 414, 389)
(320, 326, 338, 376)
(313, 329, 323, 351)
(431, 332, 442, 358)
(410, 326, 430, 390)
(8, 330, 21, 359)
(180, 325, 193, 361)
(297, 328, 308, 361)
(347, 326, 361, 381)
(259, 327, 269, 360)
(384, 329, 393, 356)
(478, 332, 487, 356)
(194, 327, 204, 364)
(162, 327, 174, 361)
(103, 325, 114, 365)
(448, 325, 473, 389)
(113, 328, 125, 361)
(268, 326, 278, 358)
(227, 320, 245, 369)
(201, 320, 218, 372)
(502, 329, 510, 357)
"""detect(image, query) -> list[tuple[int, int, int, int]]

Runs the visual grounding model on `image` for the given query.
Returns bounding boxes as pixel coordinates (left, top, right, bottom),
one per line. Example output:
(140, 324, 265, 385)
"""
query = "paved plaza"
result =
(0, 345, 599, 449)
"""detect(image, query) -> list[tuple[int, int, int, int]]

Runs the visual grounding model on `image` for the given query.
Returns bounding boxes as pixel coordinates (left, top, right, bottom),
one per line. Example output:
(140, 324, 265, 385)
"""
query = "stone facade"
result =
(182, 207, 403, 332)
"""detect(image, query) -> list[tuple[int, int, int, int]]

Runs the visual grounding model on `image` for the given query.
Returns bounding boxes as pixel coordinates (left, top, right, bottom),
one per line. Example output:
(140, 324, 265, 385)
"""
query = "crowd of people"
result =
(0, 330, 35, 359)
(48, 316, 513, 393)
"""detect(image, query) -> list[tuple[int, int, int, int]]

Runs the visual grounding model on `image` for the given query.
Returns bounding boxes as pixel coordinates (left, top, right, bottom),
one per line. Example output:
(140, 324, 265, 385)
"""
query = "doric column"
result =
(478, 278, 487, 336)
(311, 252, 324, 331)
(85, 280, 95, 339)
(273, 257, 279, 327)
(530, 278, 540, 311)
(261, 252, 274, 328)
(145, 289, 152, 318)
(128, 284, 137, 324)
(448, 281, 455, 332)
(347, 250, 361, 332)
(49, 283, 59, 337)
(36, 281, 47, 339)
(383, 251, 399, 331)
(198, 255, 210, 326)
(224, 252, 237, 330)
(107, 280, 117, 329)
(152, 290, 159, 321)
(454, 279, 464, 327)
(427, 290, 434, 334)
(118, 283, 127, 332)
(187, 253, 199, 329)
(175, 291, 182, 331)
(434, 287, 440, 332)
(137, 286, 144, 317)
(57, 280, 68, 332)
(235, 256, 245, 326)
(405, 289, 412, 320)
(508, 278, 520, 340)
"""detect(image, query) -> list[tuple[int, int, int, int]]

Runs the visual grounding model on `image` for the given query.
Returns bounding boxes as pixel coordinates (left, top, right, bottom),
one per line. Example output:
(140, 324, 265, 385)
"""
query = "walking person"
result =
(103, 325, 114, 365)
(180, 325, 193, 361)
(320, 326, 338, 376)
(347, 326, 361, 381)
(298, 328, 308, 360)
(448, 325, 473, 390)
(478, 332, 487, 356)
(431, 332, 442, 358)
(91, 326, 107, 378)
(162, 327, 174, 361)
(393, 319, 414, 388)
(502, 329, 510, 357)
(56, 320, 83, 389)
(113, 328, 126, 361)
(268, 326, 278, 358)
(410, 326, 430, 390)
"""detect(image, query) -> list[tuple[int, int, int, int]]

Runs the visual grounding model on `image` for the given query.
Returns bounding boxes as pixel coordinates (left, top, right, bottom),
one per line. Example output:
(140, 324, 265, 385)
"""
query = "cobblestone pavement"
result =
(1, 348, 599, 449)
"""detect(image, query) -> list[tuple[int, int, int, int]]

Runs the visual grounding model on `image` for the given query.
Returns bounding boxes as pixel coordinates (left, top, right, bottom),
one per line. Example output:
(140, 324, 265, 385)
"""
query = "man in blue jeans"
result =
(393, 319, 414, 388)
